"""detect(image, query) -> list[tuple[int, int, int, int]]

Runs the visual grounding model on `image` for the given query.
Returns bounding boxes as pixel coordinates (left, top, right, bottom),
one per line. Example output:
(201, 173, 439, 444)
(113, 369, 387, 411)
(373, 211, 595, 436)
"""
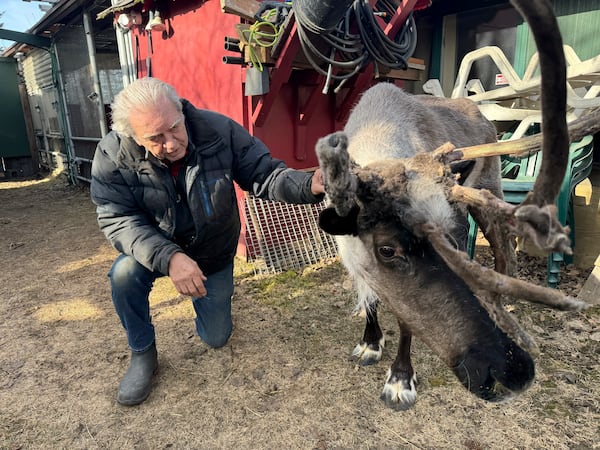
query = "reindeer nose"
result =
(453, 342, 535, 402)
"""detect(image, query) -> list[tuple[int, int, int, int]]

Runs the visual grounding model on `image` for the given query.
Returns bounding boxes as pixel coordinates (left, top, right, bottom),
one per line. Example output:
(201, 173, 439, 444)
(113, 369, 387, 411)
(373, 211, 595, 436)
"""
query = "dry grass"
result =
(1, 173, 599, 449)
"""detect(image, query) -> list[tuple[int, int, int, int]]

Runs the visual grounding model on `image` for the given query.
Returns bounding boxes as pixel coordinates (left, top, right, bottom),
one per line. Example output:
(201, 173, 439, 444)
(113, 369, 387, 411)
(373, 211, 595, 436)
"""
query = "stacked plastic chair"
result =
(467, 132, 595, 287)
(437, 45, 599, 288)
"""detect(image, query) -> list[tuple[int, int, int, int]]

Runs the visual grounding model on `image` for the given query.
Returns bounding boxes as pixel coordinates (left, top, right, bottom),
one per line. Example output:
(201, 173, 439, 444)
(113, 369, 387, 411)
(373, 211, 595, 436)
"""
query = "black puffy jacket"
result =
(91, 99, 322, 275)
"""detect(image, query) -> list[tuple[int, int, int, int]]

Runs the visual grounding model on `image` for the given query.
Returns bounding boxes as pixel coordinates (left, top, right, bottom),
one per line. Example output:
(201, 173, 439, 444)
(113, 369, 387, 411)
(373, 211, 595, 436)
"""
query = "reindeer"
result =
(316, 0, 591, 410)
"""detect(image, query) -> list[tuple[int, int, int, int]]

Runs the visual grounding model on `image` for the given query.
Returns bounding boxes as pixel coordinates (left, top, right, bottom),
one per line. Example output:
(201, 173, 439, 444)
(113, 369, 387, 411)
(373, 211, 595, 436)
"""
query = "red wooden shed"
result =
(118, 0, 427, 164)
(108, 0, 428, 270)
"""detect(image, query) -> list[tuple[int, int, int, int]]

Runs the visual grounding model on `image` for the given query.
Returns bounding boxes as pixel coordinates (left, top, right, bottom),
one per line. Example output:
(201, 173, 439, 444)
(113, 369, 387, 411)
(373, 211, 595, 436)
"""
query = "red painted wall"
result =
(134, 0, 244, 123)
(132, 0, 345, 170)
(244, 82, 340, 170)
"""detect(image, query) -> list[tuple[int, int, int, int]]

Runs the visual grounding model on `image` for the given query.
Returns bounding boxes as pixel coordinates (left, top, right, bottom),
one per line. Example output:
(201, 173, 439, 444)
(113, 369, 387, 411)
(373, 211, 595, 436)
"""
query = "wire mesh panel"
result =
(242, 194, 338, 274)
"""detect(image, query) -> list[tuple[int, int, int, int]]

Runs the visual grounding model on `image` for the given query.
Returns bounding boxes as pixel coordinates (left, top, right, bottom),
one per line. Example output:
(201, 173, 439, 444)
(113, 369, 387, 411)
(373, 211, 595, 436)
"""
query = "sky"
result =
(1, 0, 49, 50)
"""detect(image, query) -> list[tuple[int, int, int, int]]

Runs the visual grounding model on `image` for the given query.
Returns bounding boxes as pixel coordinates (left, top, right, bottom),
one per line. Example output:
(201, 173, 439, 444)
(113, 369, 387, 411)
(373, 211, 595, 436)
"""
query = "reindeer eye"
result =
(378, 246, 396, 259)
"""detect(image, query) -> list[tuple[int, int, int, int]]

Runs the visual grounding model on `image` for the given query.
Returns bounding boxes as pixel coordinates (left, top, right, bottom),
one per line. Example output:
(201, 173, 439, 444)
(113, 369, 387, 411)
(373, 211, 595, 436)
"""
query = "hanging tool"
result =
(146, 10, 154, 76)
(135, 35, 140, 78)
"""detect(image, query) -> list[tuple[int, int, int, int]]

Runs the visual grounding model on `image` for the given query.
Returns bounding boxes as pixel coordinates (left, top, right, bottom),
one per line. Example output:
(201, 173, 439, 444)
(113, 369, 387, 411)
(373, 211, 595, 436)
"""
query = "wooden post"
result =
(578, 254, 600, 305)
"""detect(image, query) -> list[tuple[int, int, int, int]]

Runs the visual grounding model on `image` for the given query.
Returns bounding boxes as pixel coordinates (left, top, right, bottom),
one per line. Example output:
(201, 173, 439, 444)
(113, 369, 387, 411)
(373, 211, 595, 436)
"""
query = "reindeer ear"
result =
(319, 205, 360, 236)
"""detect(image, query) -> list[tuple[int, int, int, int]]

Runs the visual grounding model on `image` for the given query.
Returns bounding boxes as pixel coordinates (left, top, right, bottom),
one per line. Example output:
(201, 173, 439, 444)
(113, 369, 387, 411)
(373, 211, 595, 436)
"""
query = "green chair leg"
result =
(467, 214, 478, 260)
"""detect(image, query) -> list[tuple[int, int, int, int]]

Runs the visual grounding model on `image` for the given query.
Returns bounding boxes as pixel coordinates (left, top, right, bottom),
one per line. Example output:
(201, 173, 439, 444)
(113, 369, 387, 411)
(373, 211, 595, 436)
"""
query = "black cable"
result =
(292, 0, 417, 81)
(296, 20, 367, 79)
(354, 0, 415, 69)
(294, 5, 367, 80)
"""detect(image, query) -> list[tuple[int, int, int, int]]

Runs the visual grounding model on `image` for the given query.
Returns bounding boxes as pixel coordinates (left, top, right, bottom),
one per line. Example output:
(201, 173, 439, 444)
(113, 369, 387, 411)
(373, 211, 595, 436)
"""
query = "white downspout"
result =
(83, 10, 108, 137)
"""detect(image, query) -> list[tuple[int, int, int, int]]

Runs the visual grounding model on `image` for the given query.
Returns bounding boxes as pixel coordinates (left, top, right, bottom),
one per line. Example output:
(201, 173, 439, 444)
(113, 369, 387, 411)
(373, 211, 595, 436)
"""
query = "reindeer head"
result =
(317, 119, 592, 403)
(317, 131, 544, 401)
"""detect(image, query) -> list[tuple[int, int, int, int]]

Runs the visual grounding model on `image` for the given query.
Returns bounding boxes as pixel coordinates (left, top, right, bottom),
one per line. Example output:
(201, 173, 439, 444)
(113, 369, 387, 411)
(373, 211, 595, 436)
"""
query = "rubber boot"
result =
(117, 342, 158, 406)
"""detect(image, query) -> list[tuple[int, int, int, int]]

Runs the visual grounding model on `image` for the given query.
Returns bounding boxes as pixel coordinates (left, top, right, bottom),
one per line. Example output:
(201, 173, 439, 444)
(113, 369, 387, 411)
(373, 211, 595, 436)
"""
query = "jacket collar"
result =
(181, 99, 223, 153)
(116, 134, 165, 170)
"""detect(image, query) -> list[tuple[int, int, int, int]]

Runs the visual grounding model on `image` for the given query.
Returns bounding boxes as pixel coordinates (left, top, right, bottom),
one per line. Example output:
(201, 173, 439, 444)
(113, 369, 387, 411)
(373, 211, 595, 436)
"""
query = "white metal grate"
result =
(241, 194, 339, 274)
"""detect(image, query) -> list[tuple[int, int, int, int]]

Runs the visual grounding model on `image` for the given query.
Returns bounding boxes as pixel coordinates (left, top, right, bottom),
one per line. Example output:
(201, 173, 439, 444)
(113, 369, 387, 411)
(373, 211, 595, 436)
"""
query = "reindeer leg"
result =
(380, 320, 417, 410)
(351, 300, 385, 365)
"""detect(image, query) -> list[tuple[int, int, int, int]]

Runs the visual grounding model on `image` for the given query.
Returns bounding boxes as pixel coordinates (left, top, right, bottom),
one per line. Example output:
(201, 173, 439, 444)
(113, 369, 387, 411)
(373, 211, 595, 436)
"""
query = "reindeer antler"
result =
(423, 224, 586, 311)
(422, 223, 588, 355)
(440, 107, 600, 161)
(316, 132, 358, 217)
(447, 181, 572, 255)
(431, 144, 573, 256)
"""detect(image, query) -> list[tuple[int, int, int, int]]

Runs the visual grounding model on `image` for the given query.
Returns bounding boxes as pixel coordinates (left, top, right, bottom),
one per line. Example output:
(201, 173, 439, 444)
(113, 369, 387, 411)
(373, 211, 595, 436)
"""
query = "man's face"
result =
(129, 96, 189, 163)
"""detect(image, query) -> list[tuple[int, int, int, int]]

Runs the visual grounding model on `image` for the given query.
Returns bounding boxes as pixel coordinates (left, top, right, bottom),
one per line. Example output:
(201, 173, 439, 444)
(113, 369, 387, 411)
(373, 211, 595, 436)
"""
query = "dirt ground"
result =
(1, 172, 599, 450)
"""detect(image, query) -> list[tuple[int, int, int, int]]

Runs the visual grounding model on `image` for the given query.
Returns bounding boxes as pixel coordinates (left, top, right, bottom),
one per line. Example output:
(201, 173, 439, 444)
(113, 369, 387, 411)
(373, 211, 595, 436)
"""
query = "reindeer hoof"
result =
(380, 370, 417, 410)
(351, 338, 384, 366)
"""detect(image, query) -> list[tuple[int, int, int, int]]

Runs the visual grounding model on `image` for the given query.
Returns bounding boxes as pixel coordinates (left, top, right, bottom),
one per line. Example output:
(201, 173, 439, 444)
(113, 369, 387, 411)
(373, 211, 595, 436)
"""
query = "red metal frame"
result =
(248, 0, 421, 129)
(337, 0, 421, 122)
(251, 23, 301, 128)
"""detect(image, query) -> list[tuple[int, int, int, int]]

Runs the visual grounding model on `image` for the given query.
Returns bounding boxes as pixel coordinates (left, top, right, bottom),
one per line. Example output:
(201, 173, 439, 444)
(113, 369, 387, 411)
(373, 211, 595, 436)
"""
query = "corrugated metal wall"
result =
(22, 49, 54, 94)
(553, 0, 600, 60)
(515, 0, 600, 75)
(21, 48, 67, 170)
(22, 49, 56, 136)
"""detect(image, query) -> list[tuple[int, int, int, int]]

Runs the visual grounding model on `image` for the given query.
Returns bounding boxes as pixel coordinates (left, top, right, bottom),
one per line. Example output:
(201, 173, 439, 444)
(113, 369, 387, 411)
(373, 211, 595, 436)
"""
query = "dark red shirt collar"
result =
(168, 149, 189, 178)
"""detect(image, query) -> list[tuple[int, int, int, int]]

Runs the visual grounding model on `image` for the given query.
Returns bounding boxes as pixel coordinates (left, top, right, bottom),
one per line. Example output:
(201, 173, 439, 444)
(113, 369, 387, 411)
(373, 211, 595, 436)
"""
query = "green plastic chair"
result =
(467, 134, 595, 288)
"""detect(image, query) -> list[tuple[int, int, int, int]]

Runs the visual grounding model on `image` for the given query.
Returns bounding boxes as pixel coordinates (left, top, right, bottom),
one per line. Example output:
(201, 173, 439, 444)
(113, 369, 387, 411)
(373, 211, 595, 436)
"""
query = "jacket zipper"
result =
(200, 179, 213, 217)
(165, 170, 179, 236)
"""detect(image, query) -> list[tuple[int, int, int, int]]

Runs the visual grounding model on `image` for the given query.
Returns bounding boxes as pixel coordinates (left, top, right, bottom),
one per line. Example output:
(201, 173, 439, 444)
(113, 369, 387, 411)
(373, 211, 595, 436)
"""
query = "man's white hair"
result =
(110, 77, 182, 137)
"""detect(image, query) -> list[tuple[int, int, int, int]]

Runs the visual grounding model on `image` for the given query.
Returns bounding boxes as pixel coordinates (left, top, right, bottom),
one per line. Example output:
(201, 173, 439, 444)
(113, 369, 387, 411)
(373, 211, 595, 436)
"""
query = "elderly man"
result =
(91, 77, 324, 406)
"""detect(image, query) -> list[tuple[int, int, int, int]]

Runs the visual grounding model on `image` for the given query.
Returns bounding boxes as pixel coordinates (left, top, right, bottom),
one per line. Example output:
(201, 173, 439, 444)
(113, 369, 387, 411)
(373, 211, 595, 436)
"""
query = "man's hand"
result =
(168, 252, 207, 297)
(311, 168, 325, 195)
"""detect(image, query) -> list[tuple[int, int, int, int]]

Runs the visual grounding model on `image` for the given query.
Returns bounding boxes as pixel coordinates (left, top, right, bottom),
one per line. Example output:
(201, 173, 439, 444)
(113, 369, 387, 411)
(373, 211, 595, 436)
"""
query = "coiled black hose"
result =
(293, 0, 417, 81)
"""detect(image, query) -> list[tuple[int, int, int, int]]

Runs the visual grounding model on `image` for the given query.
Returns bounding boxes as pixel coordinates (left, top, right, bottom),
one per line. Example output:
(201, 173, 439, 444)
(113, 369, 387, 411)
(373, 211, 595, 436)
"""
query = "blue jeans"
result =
(108, 254, 234, 352)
